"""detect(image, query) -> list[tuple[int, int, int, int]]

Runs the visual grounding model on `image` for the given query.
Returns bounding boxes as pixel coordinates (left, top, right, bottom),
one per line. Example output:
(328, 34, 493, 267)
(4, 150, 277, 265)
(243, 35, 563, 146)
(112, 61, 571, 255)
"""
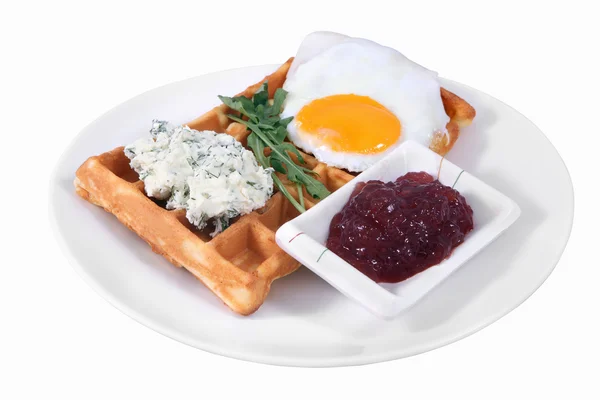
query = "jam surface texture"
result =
(326, 171, 474, 283)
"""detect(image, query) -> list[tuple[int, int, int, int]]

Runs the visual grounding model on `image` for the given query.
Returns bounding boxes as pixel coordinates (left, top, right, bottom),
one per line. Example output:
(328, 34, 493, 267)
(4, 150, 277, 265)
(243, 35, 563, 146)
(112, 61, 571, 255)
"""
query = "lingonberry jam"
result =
(326, 171, 474, 283)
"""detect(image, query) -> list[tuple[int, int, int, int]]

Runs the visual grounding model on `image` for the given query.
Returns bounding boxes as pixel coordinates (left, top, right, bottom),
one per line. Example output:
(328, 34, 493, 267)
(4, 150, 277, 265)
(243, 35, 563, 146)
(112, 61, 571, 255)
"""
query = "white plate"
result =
(49, 64, 574, 367)
(276, 141, 521, 318)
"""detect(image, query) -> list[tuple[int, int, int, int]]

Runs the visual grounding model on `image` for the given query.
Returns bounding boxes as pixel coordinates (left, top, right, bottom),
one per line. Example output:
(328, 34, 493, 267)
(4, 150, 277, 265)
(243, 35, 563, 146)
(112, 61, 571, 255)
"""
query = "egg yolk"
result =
(295, 94, 401, 154)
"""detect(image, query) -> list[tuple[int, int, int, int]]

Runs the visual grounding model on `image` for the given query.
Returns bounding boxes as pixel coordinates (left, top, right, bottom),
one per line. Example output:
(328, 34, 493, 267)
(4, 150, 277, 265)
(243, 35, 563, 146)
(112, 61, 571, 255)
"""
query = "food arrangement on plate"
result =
(74, 31, 491, 316)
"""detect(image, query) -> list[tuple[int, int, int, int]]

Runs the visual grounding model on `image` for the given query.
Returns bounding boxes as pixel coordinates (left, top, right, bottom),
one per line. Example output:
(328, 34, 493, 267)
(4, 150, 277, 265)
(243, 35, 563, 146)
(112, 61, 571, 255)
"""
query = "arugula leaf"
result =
(270, 157, 287, 174)
(278, 142, 305, 163)
(219, 82, 331, 213)
(279, 116, 293, 127)
(218, 95, 257, 123)
(272, 126, 288, 144)
(246, 133, 268, 166)
(270, 88, 287, 116)
(253, 84, 269, 107)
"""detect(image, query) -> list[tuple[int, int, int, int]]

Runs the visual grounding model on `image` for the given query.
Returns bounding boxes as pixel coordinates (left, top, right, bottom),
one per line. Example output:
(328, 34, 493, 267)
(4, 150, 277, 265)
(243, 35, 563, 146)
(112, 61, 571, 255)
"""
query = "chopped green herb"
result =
(219, 216, 230, 231)
(139, 169, 154, 180)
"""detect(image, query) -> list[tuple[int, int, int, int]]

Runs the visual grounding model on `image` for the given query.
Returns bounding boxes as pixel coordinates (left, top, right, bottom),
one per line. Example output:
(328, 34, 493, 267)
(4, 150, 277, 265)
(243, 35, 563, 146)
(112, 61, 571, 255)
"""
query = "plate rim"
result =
(49, 64, 575, 367)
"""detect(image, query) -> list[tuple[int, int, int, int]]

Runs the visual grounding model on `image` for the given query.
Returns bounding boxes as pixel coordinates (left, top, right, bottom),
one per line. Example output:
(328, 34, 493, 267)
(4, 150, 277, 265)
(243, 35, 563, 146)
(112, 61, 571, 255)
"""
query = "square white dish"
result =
(276, 140, 521, 319)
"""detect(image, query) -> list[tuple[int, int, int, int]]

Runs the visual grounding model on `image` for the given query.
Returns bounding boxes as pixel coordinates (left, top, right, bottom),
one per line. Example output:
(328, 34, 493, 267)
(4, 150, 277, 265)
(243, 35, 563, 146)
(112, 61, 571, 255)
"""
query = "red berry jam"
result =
(326, 171, 474, 283)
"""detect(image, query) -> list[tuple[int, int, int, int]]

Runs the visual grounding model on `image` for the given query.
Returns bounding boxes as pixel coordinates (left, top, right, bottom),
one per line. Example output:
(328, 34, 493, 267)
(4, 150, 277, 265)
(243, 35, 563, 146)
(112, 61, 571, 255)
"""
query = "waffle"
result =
(74, 58, 475, 315)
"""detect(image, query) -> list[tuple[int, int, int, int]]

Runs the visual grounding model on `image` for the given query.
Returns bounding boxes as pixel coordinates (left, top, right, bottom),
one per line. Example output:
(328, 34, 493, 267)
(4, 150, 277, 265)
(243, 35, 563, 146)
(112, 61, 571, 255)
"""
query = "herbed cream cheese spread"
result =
(124, 121, 273, 236)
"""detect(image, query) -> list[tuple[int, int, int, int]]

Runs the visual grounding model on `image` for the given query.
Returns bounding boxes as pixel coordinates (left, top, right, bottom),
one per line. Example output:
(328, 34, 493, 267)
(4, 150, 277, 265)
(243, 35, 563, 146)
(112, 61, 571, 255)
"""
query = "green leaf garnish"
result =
(218, 82, 331, 213)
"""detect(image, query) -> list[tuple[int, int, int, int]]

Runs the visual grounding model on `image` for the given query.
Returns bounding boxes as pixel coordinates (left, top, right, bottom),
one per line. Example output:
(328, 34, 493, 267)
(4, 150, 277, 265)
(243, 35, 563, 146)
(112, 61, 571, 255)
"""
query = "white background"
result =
(2, 0, 598, 399)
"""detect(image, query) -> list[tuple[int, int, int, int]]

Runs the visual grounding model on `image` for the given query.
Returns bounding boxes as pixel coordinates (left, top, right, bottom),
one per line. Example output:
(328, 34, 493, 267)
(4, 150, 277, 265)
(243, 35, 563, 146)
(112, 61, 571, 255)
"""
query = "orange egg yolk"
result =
(295, 94, 401, 154)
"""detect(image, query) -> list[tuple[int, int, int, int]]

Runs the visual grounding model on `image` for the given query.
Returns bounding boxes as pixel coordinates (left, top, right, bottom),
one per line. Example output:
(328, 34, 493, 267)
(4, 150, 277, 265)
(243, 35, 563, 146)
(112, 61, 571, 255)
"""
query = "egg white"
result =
(282, 32, 450, 172)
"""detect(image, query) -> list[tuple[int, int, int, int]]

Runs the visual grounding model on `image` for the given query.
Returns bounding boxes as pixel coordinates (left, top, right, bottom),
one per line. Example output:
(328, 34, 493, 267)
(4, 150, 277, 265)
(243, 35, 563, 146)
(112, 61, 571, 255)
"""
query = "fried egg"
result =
(282, 32, 450, 172)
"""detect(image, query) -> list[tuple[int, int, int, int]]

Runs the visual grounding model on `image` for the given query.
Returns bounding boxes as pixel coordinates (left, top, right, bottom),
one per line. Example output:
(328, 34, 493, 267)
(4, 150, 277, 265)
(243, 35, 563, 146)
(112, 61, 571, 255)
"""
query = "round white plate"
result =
(50, 65, 573, 367)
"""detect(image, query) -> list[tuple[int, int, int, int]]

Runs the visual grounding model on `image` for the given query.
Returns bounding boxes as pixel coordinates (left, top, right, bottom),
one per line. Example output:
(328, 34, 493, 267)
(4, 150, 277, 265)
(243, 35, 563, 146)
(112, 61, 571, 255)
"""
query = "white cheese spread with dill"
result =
(124, 120, 273, 236)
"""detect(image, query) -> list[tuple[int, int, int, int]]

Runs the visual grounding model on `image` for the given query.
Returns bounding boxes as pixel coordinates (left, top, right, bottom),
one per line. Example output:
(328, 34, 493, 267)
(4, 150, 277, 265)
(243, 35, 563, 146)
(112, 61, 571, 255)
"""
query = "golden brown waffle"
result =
(74, 58, 475, 315)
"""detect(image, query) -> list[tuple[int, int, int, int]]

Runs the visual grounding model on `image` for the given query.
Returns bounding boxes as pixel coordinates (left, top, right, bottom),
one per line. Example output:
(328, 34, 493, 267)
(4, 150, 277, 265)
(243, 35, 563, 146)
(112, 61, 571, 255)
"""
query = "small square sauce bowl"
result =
(275, 140, 521, 319)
